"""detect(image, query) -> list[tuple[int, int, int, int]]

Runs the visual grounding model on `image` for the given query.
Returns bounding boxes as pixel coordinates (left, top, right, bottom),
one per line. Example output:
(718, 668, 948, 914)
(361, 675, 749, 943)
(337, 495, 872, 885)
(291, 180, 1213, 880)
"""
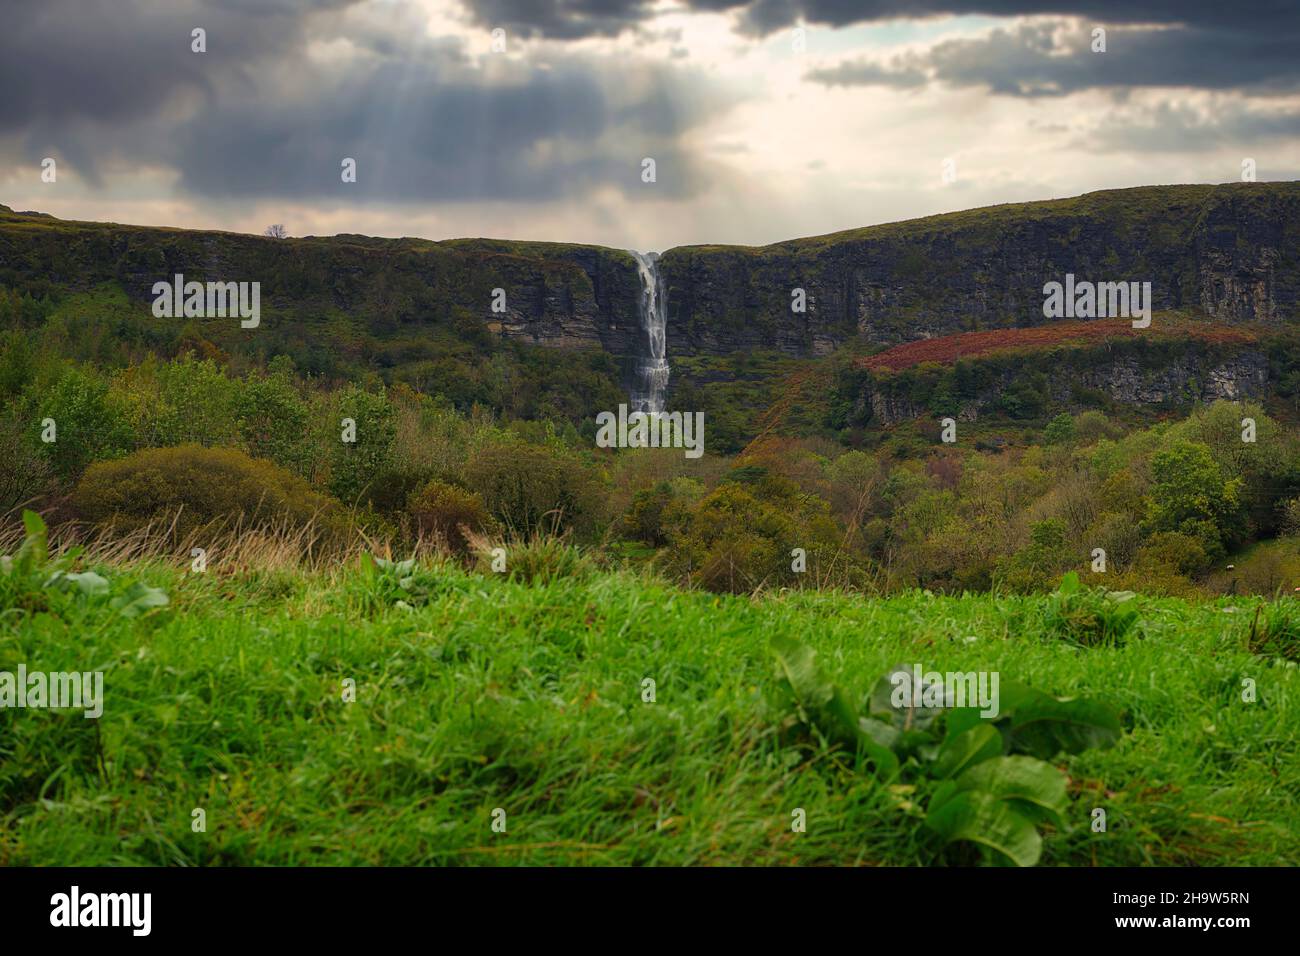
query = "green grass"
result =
(2, 560, 1297, 866)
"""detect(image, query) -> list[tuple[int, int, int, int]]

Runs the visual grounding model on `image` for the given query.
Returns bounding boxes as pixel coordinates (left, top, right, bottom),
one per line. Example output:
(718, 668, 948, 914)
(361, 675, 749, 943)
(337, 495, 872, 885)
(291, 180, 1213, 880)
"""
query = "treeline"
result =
(4, 331, 1300, 596)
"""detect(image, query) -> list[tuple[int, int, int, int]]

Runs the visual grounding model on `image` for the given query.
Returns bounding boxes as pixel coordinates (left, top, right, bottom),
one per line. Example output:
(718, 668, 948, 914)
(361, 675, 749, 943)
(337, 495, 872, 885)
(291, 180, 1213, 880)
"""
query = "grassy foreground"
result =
(2, 555, 1297, 866)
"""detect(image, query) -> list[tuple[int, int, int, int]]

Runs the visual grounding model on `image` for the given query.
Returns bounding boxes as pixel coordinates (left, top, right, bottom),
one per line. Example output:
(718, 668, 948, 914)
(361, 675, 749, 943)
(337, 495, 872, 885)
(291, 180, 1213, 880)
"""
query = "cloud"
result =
(174, 55, 723, 201)
(457, 0, 660, 40)
(804, 14, 1300, 97)
(0, 0, 733, 203)
(1080, 99, 1300, 153)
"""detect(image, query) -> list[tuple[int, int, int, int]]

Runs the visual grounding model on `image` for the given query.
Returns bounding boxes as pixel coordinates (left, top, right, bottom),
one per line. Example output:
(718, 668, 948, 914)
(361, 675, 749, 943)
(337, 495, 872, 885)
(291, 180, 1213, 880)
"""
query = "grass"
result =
(1, 554, 1297, 866)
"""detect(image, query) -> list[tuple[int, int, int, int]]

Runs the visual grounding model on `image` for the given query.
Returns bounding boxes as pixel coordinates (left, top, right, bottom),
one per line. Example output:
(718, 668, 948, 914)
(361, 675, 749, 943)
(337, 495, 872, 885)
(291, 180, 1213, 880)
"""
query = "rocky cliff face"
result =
(861, 347, 1270, 427)
(659, 182, 1300, 359)
(2, 182, 1297, 370)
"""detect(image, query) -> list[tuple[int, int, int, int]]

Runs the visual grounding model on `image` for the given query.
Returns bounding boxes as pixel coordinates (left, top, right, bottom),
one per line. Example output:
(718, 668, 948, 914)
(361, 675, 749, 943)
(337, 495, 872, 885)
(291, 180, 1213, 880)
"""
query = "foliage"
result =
(472, 534, 595, 586)
(407, 479, 496, 554)
(770, 635, 1122, 865)
(234, 369, 311, 474)
(464, 440, 605, 538)
(1041, 572, 1140, 647)
(0, 511, 168, 619)
(35, 367, 134, 479)
(1146, 441, 1245, 555)
(1043, 413, 1077, 445)
(71, 444, 344, 540)
(328, 386, 397, 505)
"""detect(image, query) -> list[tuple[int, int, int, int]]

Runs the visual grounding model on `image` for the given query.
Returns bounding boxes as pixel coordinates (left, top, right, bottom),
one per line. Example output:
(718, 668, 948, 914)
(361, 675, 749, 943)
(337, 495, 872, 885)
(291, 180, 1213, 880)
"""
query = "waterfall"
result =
(629, 250, 670, 414)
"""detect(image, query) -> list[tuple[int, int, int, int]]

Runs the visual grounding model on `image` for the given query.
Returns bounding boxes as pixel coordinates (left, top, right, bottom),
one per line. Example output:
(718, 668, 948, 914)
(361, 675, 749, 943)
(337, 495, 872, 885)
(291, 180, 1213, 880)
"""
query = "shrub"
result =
(71, 444, 344, 540)
(465, 440, 605, 538)
(36, 367, 133, 479)
(0, 415, 55, 512)
(1136, 531, 1210, 576)
(235, 370, 310, 474)
(667, 479, 845, 593)
(407, 479, 495, 554)
(996, 518, 1076, 593)
(1043, 413, 1076, 445)
(620, 478, 703, 547)
(328, 386, 397, 505)
(1146, 441, 1245, 552)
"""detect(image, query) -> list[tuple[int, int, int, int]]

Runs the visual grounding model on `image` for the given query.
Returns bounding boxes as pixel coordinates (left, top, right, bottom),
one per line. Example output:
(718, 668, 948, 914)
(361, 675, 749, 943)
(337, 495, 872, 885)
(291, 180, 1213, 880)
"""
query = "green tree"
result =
(236, 370, 310, 474)
(1043, 413, 1077, 445)
(150, 356, 239, 447)
(36, 367, 133, 479)
(1146, 441, 1245, 554)
(329, 386, 397, 505)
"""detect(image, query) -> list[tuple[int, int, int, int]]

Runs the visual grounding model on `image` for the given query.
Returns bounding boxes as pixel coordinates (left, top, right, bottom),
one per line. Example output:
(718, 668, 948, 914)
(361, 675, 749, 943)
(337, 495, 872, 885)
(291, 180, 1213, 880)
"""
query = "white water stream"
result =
(629, 250, 670, 414)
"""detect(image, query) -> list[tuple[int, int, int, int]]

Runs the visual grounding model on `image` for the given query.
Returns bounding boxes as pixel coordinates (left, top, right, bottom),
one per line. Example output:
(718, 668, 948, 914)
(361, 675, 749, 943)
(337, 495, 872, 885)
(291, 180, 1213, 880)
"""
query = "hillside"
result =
(5, 183, 1299, 363)
(5, 183, 1300, 443)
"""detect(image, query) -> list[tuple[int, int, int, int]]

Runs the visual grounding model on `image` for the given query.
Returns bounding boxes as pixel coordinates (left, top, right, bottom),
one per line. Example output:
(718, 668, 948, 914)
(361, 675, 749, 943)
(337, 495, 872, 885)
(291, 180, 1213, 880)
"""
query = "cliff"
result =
(4, 182, 1298, 365)
(659, 182, 1300, 357)
(2, 182, 1298, 423)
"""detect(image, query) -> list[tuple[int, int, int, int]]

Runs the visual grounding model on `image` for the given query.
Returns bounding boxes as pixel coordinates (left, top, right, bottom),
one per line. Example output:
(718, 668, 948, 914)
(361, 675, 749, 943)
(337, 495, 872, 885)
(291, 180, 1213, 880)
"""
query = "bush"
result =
(235, 370, 310, 474)
(328, 386, 397, 505)
(407, 480, 495, 554)
(620, 478, 703, 547)
(1043, 413, 1076, 445)
(465, 441, 605, 538)
(71, 444, 344, 540)
(1136, 531, 1210, 576)
(997, 518, 1076, 593)
(0, 416, 55, 512)
(37, 367, 133, 479)
(667, 479, 845, 594)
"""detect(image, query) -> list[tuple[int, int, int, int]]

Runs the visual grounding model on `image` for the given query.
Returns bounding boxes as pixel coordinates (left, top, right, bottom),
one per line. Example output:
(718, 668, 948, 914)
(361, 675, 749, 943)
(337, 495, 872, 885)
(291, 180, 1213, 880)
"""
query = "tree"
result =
(328, 386, 397, 506)
(236, 370, 310, 474)
(1146, 441, 1246, 555)
(264, 224, 288, 239)
(36, 367, 133, 479)
(1043, 413, 1077, 445)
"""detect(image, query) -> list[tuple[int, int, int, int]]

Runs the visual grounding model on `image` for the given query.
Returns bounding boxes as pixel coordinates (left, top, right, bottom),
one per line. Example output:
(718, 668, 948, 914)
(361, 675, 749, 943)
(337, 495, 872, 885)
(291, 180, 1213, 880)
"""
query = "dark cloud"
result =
(459, 0, 1300, 39)
(807, 59, 927, 89)
(458, 0, 659, 40)
(0, 0, 728, 202)
(0, 0, 353, 130)
(730, 1, 1300, 37)
(808, 18, 1300, 97)
(173, 55, 720, 201)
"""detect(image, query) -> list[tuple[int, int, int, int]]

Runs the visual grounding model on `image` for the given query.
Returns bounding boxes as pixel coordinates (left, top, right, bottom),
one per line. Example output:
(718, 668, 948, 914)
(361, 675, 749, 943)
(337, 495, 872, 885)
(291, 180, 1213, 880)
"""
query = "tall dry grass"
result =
(0, 507, 451, 574)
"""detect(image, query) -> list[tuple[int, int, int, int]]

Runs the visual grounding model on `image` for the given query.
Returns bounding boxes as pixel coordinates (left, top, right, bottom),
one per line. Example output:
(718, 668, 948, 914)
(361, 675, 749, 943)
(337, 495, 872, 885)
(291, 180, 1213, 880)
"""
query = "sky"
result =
(2, 0, 1298, 251)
